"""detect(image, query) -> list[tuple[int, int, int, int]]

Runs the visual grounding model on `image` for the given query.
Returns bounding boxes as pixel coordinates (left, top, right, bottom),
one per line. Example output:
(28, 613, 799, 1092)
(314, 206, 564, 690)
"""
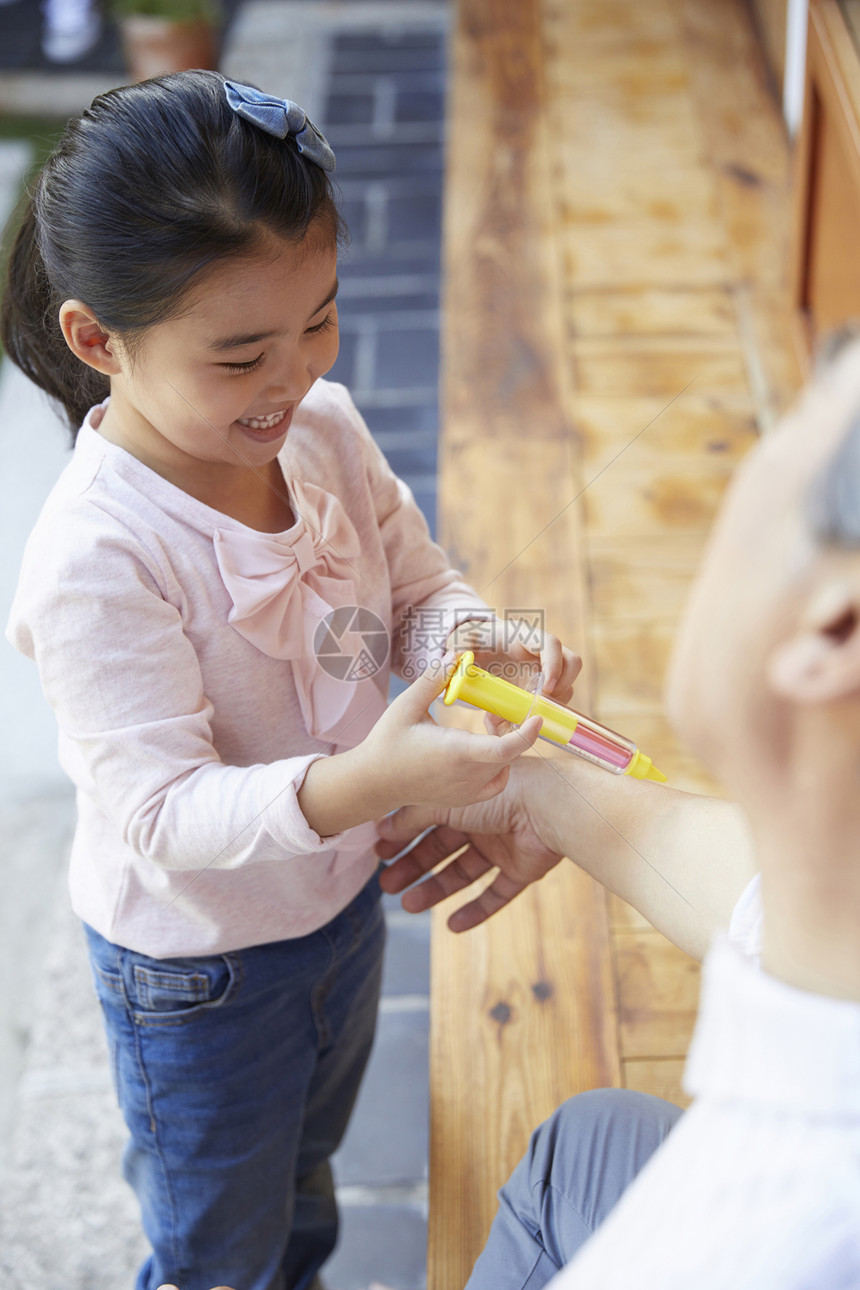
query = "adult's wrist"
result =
(521, 750, 626, 860)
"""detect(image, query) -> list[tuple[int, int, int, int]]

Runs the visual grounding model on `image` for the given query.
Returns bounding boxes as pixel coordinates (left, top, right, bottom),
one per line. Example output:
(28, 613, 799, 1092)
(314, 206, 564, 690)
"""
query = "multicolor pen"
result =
(443, 651, 667, 782)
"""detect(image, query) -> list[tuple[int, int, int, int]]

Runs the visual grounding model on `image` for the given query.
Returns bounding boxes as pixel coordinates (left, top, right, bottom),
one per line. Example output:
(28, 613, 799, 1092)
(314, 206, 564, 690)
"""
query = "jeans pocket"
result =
(126, 952, 240, 1026)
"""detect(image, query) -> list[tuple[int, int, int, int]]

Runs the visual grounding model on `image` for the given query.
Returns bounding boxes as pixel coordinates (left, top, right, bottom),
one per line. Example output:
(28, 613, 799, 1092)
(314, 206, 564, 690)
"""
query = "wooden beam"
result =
(431, 2, 621, 1284)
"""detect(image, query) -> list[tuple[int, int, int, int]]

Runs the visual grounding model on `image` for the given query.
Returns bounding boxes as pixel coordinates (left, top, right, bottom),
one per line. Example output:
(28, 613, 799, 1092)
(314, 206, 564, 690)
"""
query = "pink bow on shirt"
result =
(213, 480, 378, 740)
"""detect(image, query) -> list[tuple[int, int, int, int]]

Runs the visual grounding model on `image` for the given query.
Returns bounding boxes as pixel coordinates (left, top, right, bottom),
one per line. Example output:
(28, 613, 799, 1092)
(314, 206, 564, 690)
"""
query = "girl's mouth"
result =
(237, 408, 289, 432)
(236, 407, 293, 442)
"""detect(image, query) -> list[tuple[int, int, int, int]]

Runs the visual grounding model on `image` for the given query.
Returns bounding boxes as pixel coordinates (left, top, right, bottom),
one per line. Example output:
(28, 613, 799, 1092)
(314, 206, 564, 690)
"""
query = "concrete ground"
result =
(0, 3, 449, 1286)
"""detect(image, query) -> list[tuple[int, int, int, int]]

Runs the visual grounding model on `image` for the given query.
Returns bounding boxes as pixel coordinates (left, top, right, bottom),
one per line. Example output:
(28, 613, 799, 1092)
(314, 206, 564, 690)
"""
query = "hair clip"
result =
(224, 80, 336, 173)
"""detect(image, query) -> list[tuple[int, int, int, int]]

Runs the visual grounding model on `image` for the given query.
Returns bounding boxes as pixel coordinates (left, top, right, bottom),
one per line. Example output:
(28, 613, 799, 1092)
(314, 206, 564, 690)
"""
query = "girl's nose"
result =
(264, 356, 306, 402)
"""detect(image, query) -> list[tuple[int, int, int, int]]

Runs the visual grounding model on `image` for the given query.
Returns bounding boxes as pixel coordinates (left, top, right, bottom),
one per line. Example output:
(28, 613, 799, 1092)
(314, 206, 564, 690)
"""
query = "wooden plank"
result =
(588, 536, 708, 622)
(582, 459, 736, 537)
(750, 0, 789, 91)
(675, 0, 802, 419)
(805, 93, 860, 332)
(587, 622, 677, 712)
(811, 0, 860, 175)
(433, 2, 620, 1285)
(434, 4, 797, 1285)
(792, 2, 860, 344)
(791, 0, 860, 366)
(568, 287, 737, 339)
(608, 893, 653, 933)
(560, 221, 730, 291)
(623, 1057, 692, 1108)
(429, 866, 619, 1284)
(570, 343, 751, 399)
(614, 929, 701, 1057)
(572, 394, 760, 470)
(559, 168, 720, 226)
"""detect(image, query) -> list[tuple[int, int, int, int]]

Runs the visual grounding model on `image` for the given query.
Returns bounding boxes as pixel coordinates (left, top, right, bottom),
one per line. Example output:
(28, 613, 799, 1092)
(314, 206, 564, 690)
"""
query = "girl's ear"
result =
(59, 300, 122, 375)
(767, 576, 860, 703)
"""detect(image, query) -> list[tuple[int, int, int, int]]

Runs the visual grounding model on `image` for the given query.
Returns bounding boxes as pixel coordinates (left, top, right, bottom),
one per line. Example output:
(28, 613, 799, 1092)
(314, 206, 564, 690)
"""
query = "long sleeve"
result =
(4, 384, 480, 956)
(8, 515, 343, 874)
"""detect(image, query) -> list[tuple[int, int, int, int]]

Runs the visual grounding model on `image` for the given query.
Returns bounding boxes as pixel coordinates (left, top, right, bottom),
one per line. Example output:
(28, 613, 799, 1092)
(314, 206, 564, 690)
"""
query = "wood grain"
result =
(750, 0, 788, 91)
(792, 1, 860, 349)
(624, 1057, 693, 1108)
(429, 866, 619, 1282)
(432, 2, 617, 1285)
(614, 929, 701, 1057)
(433, 0, 797, 1281)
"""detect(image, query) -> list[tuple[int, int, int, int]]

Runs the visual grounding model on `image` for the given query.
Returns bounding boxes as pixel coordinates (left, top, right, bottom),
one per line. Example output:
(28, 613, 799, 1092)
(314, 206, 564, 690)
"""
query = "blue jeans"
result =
(466, 1088, 684, 1288)
(84, 871, 385, 1290)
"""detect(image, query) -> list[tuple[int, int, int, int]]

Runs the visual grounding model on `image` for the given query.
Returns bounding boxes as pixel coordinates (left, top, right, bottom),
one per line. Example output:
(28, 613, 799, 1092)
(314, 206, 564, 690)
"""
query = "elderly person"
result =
(377, 333, 860, 1288)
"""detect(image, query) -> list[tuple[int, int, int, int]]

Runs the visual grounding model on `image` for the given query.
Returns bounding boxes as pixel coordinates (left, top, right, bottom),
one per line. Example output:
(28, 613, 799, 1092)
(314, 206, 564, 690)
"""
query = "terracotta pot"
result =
(119, 16, 218, 81)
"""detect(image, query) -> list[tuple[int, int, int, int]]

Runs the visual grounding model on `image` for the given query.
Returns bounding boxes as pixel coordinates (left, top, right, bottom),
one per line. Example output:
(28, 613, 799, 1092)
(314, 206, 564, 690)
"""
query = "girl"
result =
(2, 72, 578, 1290)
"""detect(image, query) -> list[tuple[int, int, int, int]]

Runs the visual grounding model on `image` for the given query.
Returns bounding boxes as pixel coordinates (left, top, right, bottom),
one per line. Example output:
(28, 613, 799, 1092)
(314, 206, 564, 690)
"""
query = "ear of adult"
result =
(768, 574, 860, 703)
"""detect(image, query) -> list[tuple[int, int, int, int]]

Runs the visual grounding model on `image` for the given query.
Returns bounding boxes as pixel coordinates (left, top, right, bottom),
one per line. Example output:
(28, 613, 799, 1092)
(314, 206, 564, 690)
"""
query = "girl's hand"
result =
(447, 617, 581, 704)
(357, 657, 543, 814)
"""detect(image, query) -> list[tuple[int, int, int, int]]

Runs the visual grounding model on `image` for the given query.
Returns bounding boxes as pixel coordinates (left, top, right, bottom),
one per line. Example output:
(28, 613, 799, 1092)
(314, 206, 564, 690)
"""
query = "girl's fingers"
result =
(538, 645, 581, 701)
(559, 646, 583, 689)
(493, 713, 542, 759)
(471, 764, 512, 802)
(395, 654, 457, 720)
(538, 635, 562, 693)
(417, 714, 539, 769)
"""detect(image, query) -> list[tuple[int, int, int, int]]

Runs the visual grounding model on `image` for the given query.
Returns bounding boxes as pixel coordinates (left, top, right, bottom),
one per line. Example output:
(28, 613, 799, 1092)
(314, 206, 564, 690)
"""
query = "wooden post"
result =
(430, 2, 621, 1284)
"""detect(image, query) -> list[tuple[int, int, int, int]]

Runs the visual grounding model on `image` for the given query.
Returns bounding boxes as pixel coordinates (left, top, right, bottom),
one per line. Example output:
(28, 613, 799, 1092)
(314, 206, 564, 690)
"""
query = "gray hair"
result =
(807, 324, 860, 548)
(807, 413, 860, 547)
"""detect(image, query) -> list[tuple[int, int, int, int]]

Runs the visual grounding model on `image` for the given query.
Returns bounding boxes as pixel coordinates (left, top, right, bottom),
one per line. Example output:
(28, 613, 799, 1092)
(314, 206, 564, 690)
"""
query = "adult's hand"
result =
(378, 749, 756, 960)
(377, 758, 564, 931)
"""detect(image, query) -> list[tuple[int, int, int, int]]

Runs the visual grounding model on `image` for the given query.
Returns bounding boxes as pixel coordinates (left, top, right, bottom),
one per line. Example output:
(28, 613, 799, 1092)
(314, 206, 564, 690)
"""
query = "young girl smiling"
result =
(2, 71, 577, 1290)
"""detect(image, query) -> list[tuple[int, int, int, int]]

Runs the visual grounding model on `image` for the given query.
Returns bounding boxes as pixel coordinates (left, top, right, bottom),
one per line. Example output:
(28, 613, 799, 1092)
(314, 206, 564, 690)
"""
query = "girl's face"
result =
(99, 225, 339, 487)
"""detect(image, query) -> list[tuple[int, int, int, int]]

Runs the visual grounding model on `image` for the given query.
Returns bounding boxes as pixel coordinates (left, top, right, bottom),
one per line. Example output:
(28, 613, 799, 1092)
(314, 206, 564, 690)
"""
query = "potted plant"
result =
(112, 0, 222, 82)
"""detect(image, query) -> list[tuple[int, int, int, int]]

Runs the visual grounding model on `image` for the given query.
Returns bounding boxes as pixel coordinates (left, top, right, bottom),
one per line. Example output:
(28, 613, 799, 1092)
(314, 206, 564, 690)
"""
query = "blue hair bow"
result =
(224, 80, 336, 173)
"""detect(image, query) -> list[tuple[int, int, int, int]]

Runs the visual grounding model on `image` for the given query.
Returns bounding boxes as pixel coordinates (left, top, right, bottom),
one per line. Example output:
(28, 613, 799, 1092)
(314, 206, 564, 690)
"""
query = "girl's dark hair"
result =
(0, 70, 344, 440)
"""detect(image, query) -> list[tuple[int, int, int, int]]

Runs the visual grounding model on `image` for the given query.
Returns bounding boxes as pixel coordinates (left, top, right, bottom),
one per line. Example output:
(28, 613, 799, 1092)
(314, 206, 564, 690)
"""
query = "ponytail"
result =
(0, 70, 343, 445)
(1, 198, 108, 439)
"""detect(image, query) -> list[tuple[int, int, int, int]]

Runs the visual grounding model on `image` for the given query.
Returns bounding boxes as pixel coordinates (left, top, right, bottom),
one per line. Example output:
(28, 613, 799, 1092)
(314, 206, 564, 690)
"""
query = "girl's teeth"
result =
(238, 410, 286, 430)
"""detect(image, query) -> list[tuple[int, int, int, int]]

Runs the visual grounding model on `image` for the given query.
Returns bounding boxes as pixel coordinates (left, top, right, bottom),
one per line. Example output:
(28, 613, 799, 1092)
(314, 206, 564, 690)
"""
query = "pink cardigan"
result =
(7, 381, 487, 957)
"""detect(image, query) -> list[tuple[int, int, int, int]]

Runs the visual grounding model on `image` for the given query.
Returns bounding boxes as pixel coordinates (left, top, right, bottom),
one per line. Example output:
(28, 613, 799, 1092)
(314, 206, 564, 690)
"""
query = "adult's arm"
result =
(377, 749, 756, 961)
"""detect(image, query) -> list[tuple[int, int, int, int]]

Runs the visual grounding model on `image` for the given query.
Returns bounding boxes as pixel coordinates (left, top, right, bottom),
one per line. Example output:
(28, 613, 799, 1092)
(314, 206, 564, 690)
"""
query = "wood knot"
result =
(489, 1001, 512, 1026)
(722, 162, 761, 188)
(531, 980, 553, 1002)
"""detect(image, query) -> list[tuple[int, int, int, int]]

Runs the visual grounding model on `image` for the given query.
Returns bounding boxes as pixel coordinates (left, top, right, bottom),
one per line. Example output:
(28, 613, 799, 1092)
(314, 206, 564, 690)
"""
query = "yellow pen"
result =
(443, 651, 667, 783)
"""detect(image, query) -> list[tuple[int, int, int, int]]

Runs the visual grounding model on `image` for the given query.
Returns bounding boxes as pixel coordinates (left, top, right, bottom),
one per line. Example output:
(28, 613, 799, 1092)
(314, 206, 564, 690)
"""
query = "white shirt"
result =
(552, 880, 860, 1288)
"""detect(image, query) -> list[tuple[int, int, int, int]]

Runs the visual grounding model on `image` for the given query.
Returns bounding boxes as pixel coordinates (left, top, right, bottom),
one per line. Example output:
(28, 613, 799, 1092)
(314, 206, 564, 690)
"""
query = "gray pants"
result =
(466, 1088, 683, 1289)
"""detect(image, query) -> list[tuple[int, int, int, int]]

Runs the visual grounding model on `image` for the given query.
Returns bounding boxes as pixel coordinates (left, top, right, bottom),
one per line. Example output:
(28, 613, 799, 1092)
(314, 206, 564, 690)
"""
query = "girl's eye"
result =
(220, 354, 264, 374)
(306, 313, 336, 335)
